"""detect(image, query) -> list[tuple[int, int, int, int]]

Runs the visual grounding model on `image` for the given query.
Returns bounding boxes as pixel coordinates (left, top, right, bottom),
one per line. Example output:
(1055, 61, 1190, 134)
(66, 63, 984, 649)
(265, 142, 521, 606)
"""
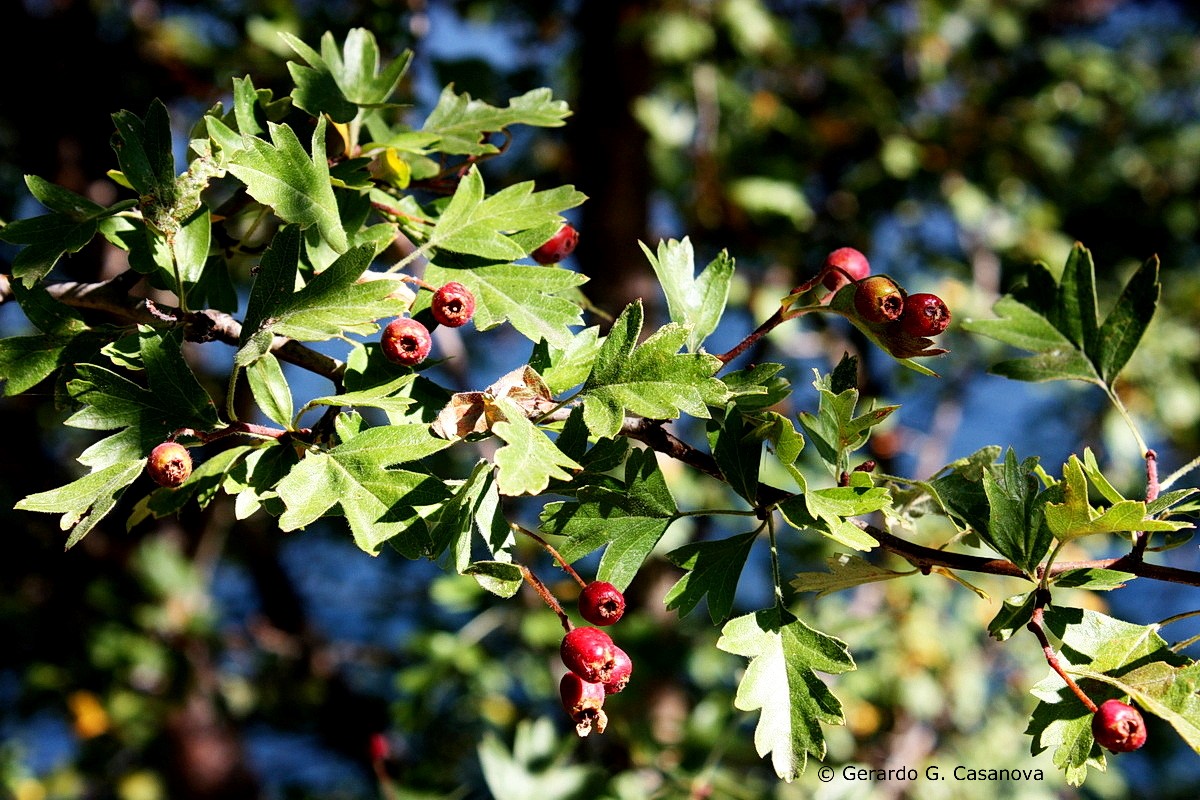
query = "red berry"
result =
(560, 626, 617, 684)
(380, 317, 432, 366)
(578, 581, 626, 626)
(559, 672, 608, 737)
(899, 292, 951, 337)
(368, 733, 390, 762)
(1092, 699, 1147, 753)
(531, 223, 579, 264)
(821, 247, 871, 291)
(430, 281, 476, 328)
(853, 275, 905, 324)
(604, 646, 632, 694)
(147, 441, 192, 488)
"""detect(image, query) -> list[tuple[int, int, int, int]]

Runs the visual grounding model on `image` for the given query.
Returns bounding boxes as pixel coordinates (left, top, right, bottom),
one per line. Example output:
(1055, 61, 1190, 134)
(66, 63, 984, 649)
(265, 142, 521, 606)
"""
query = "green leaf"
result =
(171, 206, 212, 287)
(777, 477, 885, 551)
(707, 406, 762, 504)
(238, 235, 405, 361)
(987, 591, 1036, 641)
(1052, 569, 1135, 591)
(491, 396, 582, 497)
(226, 117, 348, 253)
(797, 368, 897, 477)
(791, 553, 912, 599)
(275, 423, 452, 555)
(0, 282, 90, 394)
(964, 243, 1159, 387)
(428, 461, 513, 573)
(64, 328, 219, 468)
(111, 99, 177, 206)
(528, 326, 602, 393)
(580, 301, 729, 439)
(422, 85, 572, 156)
(422, 166, 585, 261)
(0, 334, 70, 396)
(24, 174, 107, 217)
(463, 561, 524, 598)
(1044, 454, 1190, 541)
(245, 352, 294, 429)
(664, 530, 758, 622)
(1096, 256, 1160, 383)
(540, 447, 677, 591)
(295, 374, 416, 424)
(15, 460, 146, 549)
(979, 449, 1054, 574)
(966, 297, 1099, 383)
(423, 263, 588, 349)
(0, 212, 100, 286)
(640, 237, 733, 352)
(717, 607, 854, 781)
(283, 28, 412, 121)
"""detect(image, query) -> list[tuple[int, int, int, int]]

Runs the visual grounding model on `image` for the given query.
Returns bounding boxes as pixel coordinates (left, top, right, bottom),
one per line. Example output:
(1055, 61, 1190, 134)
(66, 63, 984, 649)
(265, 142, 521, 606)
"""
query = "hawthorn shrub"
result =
(1, 28, 1198, 789)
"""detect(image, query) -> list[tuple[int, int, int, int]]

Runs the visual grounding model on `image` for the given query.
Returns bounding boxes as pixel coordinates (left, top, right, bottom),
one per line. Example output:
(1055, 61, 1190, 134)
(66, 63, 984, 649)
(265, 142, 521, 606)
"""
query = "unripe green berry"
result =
(147, 441, 192, 488)
(853, 276, 905, 323)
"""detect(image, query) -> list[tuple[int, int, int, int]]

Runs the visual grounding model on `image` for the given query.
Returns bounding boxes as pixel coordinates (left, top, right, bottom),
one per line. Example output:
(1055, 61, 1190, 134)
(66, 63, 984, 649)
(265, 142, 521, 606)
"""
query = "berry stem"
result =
(717, 308, 785, 366)
(1027, 597, 1097, 713)
(173, 422, 311, 443)
(1132, 449, 1160, 561)
(515, 525, 587, 588)
(518, 563, 573, 632)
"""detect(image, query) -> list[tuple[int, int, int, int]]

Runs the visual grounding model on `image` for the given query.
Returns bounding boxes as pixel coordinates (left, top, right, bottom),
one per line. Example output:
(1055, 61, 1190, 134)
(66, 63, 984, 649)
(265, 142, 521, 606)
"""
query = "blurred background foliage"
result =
(2, 0, 1200, 798)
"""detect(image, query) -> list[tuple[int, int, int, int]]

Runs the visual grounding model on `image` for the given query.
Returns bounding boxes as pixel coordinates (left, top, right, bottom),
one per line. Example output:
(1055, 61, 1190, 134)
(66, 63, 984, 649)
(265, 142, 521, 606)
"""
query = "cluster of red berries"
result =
(558, 581, 629, 737)
(379, 223, 577, 367)
(821, 247, 951, 338)
(380, 281, 477, 367)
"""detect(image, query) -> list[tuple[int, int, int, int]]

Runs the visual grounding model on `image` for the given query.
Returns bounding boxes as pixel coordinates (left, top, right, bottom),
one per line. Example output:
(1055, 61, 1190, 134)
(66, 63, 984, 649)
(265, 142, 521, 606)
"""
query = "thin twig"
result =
(1027, 596, 1097, 713)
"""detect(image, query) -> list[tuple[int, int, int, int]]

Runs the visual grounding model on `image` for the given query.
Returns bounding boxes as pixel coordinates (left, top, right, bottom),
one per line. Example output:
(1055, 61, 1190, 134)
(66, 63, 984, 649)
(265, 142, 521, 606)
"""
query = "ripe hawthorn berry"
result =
(559, 672, 608, 737)
(1092, 699, 1147, 753)
(853, 275, 905, 324)
(531, 223, 579, 264)
(560, 626, 617, 684)
(430, 281, 476, 328)
(578, 581, 626, 626)
(604, 646, 632, 694)
(147, 441, 192, 488)
(821, 246, 871, 291)
(380, 317, 432, 366)
(899, 292, 951, 337)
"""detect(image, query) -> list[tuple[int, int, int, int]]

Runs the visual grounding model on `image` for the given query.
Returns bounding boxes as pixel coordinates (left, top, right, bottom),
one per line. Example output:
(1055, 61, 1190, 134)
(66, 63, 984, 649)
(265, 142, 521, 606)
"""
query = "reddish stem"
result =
(520, 563, 573, 633)
(1027, 599, 1097, 713)
(717, 308, 785, 365)
(173, 421, 310, 444)
(370, 200, 433, 226)
(1132, 449, 1160, 560)
(516, 526, 588, 588)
